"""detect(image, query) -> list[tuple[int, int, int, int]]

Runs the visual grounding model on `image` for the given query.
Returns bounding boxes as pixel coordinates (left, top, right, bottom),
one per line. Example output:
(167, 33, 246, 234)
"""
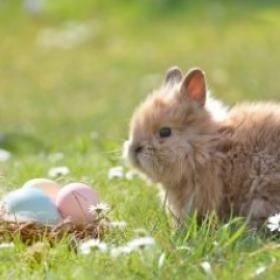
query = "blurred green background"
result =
(1, 0, 280, 155)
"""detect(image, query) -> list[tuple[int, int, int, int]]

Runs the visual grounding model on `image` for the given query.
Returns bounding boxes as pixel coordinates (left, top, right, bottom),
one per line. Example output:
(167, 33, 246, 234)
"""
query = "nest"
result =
(0, 208, 108, 245)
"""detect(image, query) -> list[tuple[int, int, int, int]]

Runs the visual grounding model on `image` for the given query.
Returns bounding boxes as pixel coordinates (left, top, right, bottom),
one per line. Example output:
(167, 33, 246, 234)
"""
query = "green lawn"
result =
(1, 0, 280, 279)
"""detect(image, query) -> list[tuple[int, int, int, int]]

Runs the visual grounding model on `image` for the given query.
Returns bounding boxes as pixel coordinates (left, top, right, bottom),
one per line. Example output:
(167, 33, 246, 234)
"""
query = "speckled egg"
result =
(56, 182, 99, 223)
(3, 188, 61, 224)
(22, 178, 60, 202)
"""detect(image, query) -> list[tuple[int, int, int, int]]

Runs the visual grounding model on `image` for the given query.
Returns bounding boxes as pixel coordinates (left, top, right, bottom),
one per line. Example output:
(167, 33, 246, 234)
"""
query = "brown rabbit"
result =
(124, 66, 280, 227)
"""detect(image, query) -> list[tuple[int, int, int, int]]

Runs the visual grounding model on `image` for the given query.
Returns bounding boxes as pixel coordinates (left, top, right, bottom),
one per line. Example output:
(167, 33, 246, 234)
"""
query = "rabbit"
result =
(123, 66, 280, 227)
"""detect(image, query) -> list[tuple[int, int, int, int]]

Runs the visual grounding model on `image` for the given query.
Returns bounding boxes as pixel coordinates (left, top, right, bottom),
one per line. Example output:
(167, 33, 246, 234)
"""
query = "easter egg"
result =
(56, 182, 99, 223)
(22, 178, 60, 202)
(3, 188, 61, 224)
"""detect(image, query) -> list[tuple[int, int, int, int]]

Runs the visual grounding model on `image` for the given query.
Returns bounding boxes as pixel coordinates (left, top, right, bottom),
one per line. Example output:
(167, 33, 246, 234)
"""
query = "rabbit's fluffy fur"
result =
(124, 67, 280, 226)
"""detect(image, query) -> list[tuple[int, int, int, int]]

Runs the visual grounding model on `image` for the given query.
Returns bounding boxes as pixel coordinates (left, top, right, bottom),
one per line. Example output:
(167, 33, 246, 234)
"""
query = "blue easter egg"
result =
(3, 188, 61, 224)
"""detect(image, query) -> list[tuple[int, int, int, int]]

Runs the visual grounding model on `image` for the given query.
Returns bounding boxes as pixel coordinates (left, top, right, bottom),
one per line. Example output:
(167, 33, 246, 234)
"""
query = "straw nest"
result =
(0, 207, 108, 245)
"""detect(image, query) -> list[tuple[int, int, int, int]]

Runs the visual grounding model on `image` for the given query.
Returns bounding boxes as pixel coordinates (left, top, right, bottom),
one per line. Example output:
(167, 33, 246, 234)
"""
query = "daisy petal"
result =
(108, 166, 124, 180)
(48, 166, 70, 177)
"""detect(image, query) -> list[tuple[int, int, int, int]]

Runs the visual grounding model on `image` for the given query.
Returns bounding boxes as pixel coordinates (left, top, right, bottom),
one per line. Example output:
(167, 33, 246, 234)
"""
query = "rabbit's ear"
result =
(165, 66, 183, 85)
(180, 68, 206, 107)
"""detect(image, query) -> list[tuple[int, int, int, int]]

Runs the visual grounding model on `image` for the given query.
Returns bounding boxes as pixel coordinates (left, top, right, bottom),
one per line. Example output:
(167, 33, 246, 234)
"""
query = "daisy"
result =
(48, 166, 70, 178)
(267, 213, 280, 232)
(79, 239, 107, 255)
(0, 242, 15, 249)
(110, 245, 132, 257)
(108, 166, 124, 180)
(127, 236, 155, 250)
(110, 236, 155, 257)
(253, 266, 267, 277)
(88, 202, 110, 216)
(0, 149, 11, 162)
(200, 261, 212, 276)
(109, 221, 127, 229)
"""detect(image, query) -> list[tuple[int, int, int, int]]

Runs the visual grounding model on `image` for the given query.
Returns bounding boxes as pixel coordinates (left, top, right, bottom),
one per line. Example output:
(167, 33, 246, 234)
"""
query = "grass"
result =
(1, 0, 280, 279)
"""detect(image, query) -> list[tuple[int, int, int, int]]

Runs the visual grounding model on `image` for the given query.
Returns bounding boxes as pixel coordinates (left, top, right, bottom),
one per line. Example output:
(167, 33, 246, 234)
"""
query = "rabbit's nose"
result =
(134, 145, 143, 154)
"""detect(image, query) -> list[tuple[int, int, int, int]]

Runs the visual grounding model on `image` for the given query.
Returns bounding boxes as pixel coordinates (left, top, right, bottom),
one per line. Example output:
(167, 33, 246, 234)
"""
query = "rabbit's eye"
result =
(159, 127, 172, 138)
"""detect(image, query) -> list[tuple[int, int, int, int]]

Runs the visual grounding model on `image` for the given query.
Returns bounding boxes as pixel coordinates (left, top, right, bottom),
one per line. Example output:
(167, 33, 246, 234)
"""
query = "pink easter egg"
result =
(56, 182, 99, 223)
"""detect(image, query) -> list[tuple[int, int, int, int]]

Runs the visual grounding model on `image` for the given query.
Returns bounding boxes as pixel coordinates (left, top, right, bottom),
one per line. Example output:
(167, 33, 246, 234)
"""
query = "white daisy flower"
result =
(110, 245, 133, 257)
(79, 239, 107, 255)
(88, 203, 110, 216)
(267, 213, 280, 231)
(108, 166, 124, 180)
(0, 242, 15, 249)
(48, 166, 70, 177)
(253, 266, 267, 277)
(109, 221, 127, 229)
(127, 236, 155, 250)
(110, 237, 155, 257)
(0, 149, 11, 162)
(200, 261, 212, 276)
